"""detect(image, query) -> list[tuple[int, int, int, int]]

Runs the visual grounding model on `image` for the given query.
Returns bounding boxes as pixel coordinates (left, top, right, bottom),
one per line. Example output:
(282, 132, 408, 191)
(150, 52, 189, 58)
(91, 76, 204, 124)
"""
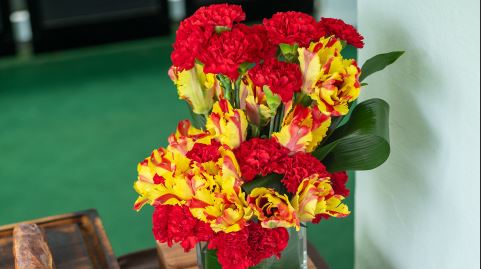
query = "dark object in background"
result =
(0, 0, 16, 56)
(185, 0, 315, 21)
(26, 0, 170, 53)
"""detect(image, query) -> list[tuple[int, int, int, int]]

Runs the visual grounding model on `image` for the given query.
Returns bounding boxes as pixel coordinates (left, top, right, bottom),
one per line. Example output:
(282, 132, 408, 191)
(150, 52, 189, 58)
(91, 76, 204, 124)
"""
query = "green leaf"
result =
(242, 173, 288, 195)
(215, 26, 231, 33)
(279, 43, 299, 55)
(312, 98, 390, 172)
(239, 62, 256, 74)
(216, 74, 233, 101)
(360, 51, 405, 82)
(186, 102, 206, 130)
(279, 43, 300, 64)
(263, 86, 282, 114)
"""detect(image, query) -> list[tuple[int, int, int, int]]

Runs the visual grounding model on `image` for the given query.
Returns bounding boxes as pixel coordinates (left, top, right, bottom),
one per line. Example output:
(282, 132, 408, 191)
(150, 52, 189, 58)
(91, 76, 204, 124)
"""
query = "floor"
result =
(0, 37, 355, 268)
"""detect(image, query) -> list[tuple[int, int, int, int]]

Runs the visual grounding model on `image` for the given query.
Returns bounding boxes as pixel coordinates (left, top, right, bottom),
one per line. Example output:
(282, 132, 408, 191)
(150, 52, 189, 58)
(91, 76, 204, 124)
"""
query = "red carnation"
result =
(319, 18, 364, 48)
(330, 171, 350, 197)
(236, 24, 277, 61)
(208, 226, 250, 269)
(152, 205, 213, 251)
(186, 140, 222, 163)
(247, 223, 289, 265)
(171, 20, 212, 70)
(189, 4, 245, 28)
(249, 58, 303, 103)
(209, 222, 289, 269)
(282, 152, 330, 193)
(263, 11, 325, 47)
(171, 4, 246, 70)
(234, 138, 289, 181)
(199, 27, 261, 80)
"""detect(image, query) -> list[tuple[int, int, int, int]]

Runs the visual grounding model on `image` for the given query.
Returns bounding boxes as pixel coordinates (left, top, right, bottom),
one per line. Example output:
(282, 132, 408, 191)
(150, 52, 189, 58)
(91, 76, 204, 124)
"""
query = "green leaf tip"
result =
(360, 51, 405, 82)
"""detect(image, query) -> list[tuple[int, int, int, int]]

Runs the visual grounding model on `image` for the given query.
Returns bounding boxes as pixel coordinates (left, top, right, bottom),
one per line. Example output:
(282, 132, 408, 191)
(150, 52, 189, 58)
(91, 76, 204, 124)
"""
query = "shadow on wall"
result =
(356, 16, 443, 268)
(356, 226, 396, 269)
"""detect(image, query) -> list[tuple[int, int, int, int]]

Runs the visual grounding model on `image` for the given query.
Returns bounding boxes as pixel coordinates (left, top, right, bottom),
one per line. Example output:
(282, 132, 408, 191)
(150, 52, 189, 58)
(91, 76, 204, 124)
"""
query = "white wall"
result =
(356, 0, 480, 268)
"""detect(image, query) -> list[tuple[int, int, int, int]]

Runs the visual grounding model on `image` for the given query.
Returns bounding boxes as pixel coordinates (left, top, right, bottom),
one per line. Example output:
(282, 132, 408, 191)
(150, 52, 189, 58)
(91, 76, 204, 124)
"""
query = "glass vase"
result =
(196, 226, 307, 269)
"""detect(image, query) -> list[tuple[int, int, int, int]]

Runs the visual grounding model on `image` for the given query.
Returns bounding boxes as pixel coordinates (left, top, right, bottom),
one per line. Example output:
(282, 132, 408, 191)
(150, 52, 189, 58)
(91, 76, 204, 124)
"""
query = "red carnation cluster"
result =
(234, 138, 290, 181)
(152, 205, 214, 251)
(171, 7, 365, 73)
(208, 223, 289, 269)
(235, 138, 349, 195)
(263, 11, 325, 47)
(249, 58, 303, 103)
(171, 4, 246, 70)
(319, 17, 365, 48)
(186, 140, 222, 163)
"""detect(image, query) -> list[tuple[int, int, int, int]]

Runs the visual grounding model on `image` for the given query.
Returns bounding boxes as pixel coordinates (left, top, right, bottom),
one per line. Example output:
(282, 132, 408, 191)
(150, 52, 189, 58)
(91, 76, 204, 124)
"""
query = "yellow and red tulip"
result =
(169, 64, 217, 115)
(291, 175, 350, 222)
(238, 79, 274, 127)
(273, 105, 331, 153)
(206, 99, 248, 149)
(248, 187, 300, 230)
(298, 37, 361, 116)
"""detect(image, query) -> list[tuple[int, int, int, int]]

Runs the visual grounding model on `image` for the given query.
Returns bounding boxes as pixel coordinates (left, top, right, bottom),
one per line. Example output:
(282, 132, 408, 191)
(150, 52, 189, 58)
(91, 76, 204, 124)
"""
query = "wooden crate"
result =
(0, 209, 119, 269)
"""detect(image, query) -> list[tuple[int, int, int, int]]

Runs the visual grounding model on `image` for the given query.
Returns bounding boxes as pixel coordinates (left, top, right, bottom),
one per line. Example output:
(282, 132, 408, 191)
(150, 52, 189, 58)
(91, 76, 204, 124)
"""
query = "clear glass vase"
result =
(196, 226, 307, 269)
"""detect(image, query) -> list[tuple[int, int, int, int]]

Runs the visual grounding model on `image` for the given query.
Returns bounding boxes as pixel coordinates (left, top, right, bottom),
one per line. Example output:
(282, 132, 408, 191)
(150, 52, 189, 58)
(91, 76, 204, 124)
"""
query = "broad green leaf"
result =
(360, 51, 405, 82)
(242, 173, 287, 195)
(313, 98, 390, 172)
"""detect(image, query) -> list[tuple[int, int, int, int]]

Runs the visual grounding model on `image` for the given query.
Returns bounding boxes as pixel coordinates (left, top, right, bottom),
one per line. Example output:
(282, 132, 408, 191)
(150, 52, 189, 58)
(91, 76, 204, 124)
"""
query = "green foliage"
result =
(360, 51, 405, 82)
(313, 99, 391, 172)
(263, 86, 282, 113)
(187, 103, 207, 130)
(279, 43, 300, 64)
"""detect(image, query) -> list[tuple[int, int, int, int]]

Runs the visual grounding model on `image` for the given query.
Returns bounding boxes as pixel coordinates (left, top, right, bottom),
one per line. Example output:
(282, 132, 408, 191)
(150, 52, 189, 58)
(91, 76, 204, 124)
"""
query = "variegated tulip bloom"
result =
(291, 175, 350, 222)
(205, 99, 248, 149)
(298, 36, 361, 116)
(273, 104, 331, 153)
(247, 187, 300, 230)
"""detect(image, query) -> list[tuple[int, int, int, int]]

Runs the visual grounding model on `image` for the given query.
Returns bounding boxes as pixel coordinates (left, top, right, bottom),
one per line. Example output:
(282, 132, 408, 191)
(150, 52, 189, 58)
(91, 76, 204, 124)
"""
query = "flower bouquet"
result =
(133, 4, 403, 269)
